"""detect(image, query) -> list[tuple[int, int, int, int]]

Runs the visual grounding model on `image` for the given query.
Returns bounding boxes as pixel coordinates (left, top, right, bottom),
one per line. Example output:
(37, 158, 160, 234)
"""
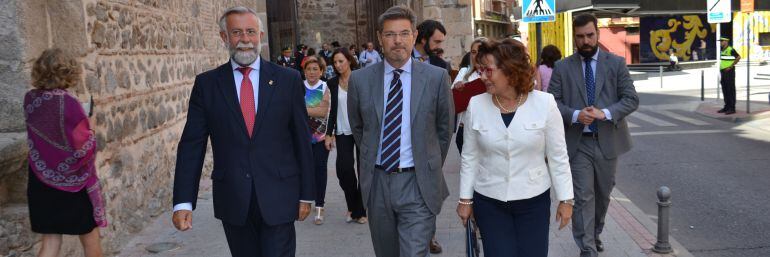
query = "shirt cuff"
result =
(571, 110, 580, 124)
(602, 108, 612, 121)
(173, 203, 193, 212)
(300, 200, 314, 204)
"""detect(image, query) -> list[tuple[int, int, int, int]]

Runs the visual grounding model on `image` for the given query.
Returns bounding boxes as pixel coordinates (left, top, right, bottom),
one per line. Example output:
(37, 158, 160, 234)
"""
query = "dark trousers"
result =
(721, 68, 736, 111)
(455, 125, 464, 153)
(334, 134, 366, 218)
(222, 186, 296, 257)
(312, 142, 329, 207)
(473, 190, 551, 257)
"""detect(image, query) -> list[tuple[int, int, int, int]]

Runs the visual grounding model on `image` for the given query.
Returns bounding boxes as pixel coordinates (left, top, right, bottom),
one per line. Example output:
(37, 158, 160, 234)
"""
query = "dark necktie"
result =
(380, 69, 404, 173)
(584, 58, 597, 132)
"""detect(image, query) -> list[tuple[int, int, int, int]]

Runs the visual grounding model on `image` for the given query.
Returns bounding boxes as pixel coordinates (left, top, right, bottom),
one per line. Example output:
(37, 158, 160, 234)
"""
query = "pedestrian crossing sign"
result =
(522, 0, 556, 23)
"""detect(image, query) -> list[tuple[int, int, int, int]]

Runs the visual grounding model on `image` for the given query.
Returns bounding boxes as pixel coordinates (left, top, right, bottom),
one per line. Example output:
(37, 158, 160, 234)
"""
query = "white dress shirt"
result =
(572, 49, 612, 131)
(460, 91, 574, 202)
(376, 60, 414, 168)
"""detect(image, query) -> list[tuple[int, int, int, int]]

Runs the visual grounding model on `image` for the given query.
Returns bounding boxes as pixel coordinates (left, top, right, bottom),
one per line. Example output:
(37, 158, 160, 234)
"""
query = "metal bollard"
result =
(660, 66, 663, 89)
(701, 70, 705, 101)
(653, 186, 673, 254)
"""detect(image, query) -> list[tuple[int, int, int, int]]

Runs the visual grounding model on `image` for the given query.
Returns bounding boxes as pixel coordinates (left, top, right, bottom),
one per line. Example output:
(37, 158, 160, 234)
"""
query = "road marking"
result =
(627, 121, 639, 128)
(657, 110, 711, 126)
(630, 112, 677, 127)
(631, 129, 732, 136)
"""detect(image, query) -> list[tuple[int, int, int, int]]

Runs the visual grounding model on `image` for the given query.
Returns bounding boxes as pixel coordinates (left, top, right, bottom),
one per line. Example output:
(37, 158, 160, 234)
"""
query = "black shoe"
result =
(430, 239, 442, 254)
(724, 110, 736, 115)
(596, 239, 604, 252)
(717, 108, 727, 113)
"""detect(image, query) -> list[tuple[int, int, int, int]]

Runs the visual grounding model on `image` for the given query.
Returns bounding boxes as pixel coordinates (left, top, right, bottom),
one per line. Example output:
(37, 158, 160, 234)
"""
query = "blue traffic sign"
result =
(523, 0, 556, 23)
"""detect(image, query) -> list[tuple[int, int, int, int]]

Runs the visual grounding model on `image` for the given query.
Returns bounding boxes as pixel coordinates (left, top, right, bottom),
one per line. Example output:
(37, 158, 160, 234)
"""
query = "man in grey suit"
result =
(548, 13, 639, 257)
(347, 5, 454, 257)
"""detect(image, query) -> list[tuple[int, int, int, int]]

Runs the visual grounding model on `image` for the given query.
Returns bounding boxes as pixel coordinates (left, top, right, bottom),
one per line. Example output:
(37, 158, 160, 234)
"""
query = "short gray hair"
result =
(219, 6, 263, 33)
(377, 5, 416, 32)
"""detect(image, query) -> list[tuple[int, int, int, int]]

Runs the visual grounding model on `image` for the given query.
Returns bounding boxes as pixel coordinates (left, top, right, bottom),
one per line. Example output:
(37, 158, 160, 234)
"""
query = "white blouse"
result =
(335, 87, 352, 135)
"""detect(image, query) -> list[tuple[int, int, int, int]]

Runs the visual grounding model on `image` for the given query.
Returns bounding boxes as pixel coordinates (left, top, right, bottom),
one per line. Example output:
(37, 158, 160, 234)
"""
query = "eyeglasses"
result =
(382, 31, 413, 40)
(230, 29, 259, 38)
(477, 66, 498, 76)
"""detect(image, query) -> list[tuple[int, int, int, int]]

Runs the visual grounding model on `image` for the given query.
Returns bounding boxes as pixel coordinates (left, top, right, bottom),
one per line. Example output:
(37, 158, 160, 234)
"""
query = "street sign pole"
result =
(747, 16, 751, 113)
(742, 0, 754, 113)
(708, 0, 730, 101)
(716, 25, 721, 100)
(536, 23, 542, 58)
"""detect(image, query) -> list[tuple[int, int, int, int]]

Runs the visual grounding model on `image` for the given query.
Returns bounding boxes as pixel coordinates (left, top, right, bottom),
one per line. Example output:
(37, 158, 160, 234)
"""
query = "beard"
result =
(578, 43, 598, 59)
(385, 45, 410, 63)
(229, 41, 260, 66)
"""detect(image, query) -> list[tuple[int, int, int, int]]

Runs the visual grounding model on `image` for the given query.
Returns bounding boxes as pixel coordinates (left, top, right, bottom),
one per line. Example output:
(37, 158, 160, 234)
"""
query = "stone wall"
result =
(423, 0, 474, 69)
(296, 0, 472, 70)
(0, 0, 26, 133)
(297, 0, 360, 50)
(0, 0, 268, 256)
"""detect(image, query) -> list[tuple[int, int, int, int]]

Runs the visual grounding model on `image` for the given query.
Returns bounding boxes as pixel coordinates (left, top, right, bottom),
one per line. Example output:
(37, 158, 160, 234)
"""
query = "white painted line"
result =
(630, 112, 677, 127)
(631, 129, 732, 136)
(657, 110, 711, 126)
(627, 121, 639, 128)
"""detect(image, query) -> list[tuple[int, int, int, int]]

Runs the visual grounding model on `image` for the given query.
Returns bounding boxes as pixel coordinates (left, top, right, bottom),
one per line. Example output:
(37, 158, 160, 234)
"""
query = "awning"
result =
(513, 0, 770, 20)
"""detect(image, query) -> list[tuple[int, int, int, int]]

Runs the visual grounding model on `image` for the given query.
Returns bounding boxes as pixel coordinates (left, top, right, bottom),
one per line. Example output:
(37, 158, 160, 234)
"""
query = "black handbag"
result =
(466, 219, 481, 257)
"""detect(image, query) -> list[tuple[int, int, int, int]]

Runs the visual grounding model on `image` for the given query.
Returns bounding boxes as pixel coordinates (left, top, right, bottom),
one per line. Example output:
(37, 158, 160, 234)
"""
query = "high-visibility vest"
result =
(720, 46, 737, 70)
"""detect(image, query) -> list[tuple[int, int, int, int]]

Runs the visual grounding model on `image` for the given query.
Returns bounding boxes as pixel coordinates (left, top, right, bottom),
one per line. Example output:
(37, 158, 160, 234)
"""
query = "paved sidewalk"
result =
(117, 141, 693, 257)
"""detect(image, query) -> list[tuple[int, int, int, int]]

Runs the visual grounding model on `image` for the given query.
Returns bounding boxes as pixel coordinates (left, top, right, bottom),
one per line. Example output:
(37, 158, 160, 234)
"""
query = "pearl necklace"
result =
(494, 93, 524, 113)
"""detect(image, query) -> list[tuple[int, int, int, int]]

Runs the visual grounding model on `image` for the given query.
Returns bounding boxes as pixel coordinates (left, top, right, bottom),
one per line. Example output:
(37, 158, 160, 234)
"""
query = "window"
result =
(760, 32, 770, 46)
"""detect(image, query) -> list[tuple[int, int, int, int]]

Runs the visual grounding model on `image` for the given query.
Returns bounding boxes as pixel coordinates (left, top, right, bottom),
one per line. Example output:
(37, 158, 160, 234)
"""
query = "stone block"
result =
(48, 0, 89, 56)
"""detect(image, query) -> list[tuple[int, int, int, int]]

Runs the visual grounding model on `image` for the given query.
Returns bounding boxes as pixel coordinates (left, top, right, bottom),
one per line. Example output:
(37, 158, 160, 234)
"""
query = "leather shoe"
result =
(596, 239, 604, 252)
(430, 238, 443, 254)
(724, 110, 736, 115)
(717, 108, 727, 113)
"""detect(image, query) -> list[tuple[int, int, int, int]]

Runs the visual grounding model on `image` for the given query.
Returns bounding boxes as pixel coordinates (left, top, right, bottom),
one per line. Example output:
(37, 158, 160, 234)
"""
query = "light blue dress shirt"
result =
(376, 60, 415, 168)
(571, 49, 612, 132)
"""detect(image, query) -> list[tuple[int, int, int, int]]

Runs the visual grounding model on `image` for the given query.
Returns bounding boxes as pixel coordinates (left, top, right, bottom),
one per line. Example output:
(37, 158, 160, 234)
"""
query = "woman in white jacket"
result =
(456, 39, 574, 257)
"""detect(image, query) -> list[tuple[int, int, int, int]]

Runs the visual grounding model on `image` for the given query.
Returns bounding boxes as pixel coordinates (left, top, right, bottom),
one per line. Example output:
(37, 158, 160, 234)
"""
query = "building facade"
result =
(474, 0, 518, 39)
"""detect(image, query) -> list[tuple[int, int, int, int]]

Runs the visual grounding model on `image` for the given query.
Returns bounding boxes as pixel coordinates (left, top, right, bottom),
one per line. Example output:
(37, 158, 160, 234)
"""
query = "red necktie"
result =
(237, 67, 256, 138)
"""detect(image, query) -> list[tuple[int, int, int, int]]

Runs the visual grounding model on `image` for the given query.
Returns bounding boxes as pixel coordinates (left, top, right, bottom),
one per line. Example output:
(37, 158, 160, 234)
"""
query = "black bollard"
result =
(653, 186, 673, 253)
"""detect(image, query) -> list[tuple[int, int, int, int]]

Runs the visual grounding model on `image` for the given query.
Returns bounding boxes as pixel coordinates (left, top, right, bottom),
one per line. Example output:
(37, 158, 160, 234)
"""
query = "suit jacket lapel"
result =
(594, 51, 607, 102)
(373, 63, 385, 125)
(217, 63, 250, 137)
(571, 54, 589, 106)
(410, 62, 428, 123)
(252, 59, 276, 140)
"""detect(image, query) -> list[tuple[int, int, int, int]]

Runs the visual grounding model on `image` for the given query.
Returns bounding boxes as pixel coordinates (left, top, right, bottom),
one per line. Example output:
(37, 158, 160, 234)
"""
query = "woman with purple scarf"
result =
(24, 49, 106, 257)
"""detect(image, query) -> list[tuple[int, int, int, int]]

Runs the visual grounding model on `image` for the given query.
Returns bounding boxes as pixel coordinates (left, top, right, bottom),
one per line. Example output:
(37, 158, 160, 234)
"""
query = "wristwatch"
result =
(560, 199, 575, 206)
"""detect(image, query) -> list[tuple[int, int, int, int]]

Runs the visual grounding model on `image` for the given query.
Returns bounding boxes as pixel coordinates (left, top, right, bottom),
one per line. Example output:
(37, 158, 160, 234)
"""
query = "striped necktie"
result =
(380, 69, 404, 173)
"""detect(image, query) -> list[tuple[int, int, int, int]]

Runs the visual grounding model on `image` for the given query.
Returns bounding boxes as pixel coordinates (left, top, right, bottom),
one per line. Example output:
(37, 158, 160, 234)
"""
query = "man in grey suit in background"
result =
(347, 5, 454, 257)
(548, 13, 639, 257)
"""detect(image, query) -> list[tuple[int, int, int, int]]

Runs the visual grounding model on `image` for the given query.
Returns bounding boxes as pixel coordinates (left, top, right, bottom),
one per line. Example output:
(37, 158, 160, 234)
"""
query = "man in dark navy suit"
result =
(171, 6, 314, 257)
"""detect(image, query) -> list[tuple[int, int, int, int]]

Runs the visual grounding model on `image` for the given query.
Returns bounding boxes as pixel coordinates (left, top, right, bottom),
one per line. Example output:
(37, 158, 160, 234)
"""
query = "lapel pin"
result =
(268, 80, 274, 86)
